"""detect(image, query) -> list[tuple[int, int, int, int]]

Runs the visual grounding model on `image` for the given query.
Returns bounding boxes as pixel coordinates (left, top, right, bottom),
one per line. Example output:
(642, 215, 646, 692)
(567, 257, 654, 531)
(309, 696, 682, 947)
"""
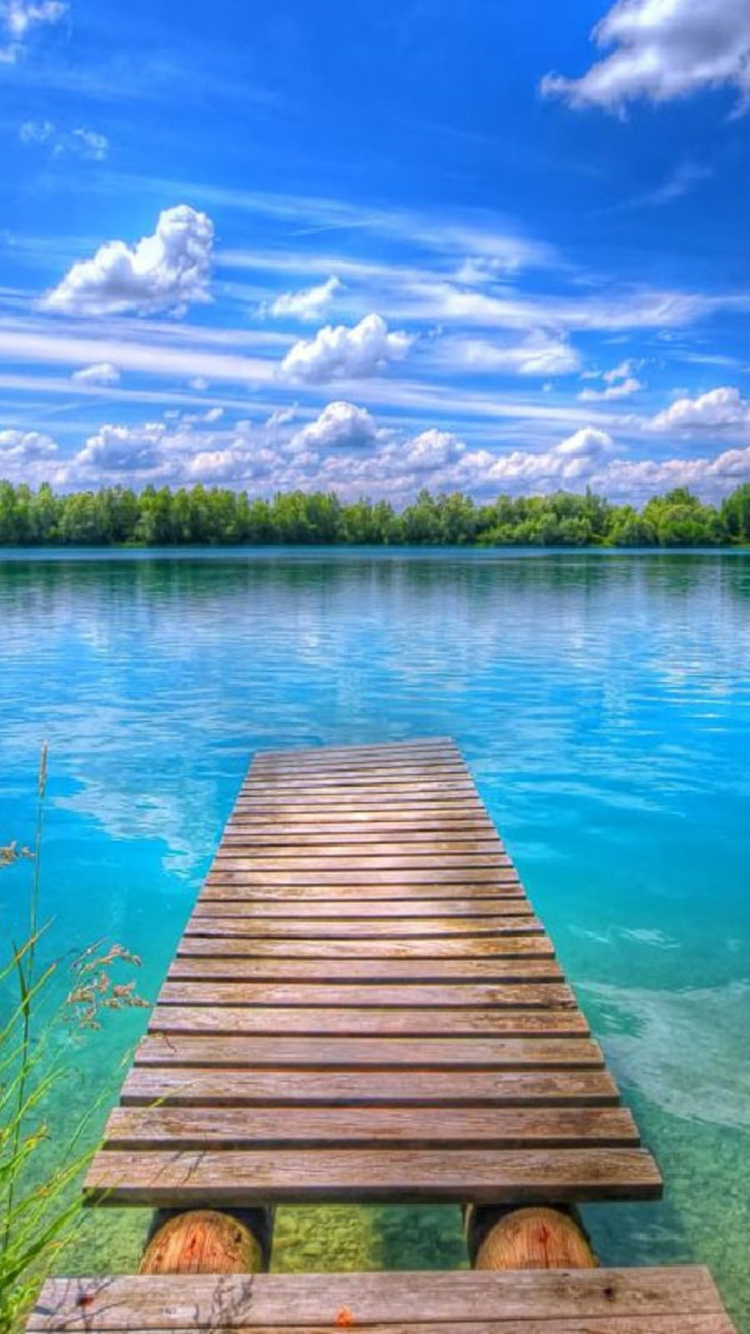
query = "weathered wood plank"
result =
(167, 956, 565, 983)
(253, 738, 456, 761)
(184, 916, 542, 939)
(158, 980, 576, 1008)
(211, 853, 509, 869)
(221, 831, 502, 848)
(27, 1267, 733, 1331)
(103, 1105, 640, 1150)
(243, 766, 472, 788)
(252, 748, 462, 769)
(207, 867, 516, 885)
(200, 880, 520, 901)
(226, 815, 496, 832)
(85, 1146, 662, 1205)
(233, 796, 485, 811)
(121, 1066, 621, 1107)
(148, 1005, 589, 1038)
(135, 1033, 604, 1069)
(177, 935, 555, 959)
(194, 897, 530, 917)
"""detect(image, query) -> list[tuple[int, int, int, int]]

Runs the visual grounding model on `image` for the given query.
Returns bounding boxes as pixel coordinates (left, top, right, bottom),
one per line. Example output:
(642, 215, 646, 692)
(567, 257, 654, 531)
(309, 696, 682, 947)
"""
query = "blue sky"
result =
(2, 0, 750, 501)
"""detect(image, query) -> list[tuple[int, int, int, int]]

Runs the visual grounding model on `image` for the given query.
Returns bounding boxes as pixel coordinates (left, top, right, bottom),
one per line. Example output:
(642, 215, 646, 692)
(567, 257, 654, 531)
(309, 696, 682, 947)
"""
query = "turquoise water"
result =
(1, 549, 749, 1326)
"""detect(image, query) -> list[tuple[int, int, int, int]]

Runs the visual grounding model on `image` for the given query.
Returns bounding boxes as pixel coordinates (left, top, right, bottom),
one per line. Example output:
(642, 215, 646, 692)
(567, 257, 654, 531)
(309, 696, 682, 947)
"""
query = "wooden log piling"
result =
(141, 1206, 274, 1275)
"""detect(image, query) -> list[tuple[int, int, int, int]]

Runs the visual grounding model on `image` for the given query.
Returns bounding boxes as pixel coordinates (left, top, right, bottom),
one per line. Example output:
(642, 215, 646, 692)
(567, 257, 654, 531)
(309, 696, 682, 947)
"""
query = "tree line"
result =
(1, 480, 749, 547)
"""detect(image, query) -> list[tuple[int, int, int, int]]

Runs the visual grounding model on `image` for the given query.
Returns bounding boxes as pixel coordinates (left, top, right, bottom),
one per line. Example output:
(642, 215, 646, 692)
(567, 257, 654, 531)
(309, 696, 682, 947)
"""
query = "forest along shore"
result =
(1, 482, 749, 547)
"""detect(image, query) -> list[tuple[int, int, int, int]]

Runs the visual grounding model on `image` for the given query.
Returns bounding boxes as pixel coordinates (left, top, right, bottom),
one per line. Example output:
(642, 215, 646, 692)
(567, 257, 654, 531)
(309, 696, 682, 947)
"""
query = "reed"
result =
(0, 747, 147, 1332)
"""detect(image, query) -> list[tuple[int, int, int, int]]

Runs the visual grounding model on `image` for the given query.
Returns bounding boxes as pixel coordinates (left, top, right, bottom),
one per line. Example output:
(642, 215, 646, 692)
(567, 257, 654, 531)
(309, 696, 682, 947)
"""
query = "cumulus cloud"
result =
(42, 205, 214, 317)
(1, 0, 66, 62)
(0, 428, 65, 483)
(280, 313, 412, 382)
(14, 395, 750, 504)
(71, 361, 121, 386)
(270, 276, 343, 321)
(19, 120, 109, 160)
(542, 0, 750, 114)
(649, 386, 750, 432)
(290, 401, 381, 452)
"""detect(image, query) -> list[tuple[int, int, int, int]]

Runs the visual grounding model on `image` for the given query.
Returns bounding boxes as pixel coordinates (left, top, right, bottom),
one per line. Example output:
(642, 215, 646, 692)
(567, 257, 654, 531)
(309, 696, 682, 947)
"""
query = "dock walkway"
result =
(29, 738, 737, 1333)
(86, 737, 660, 1208)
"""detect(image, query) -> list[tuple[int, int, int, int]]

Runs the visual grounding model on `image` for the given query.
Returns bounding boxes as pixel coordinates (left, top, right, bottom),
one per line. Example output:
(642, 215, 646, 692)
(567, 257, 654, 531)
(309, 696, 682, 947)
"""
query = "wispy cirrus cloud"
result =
(269, 275, 343, 322)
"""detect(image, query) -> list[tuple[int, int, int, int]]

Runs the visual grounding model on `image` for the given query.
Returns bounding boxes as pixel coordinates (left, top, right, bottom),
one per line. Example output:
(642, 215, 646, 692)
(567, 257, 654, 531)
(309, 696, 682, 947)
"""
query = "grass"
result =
(0, 746, 147, 1332)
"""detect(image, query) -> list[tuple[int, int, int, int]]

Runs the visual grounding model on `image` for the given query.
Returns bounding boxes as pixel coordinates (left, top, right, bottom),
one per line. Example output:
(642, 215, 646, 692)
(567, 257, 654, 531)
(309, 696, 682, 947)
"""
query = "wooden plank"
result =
(243, 766, 472, 787)
(206, 867, 516, 885)
(158, 979, 576, 1008)
(103, 1104, 640, 1150)
(148, 1005, 589, 1037)
(251, 749, 463, 770)
(183, 916, 542, 939)
(221, 831, 502, 847)
(121, 1066, 621, 1107)
(135, 1033, 604, 1069)
(27, 1267, 734, 1331)
(177, 936, 555, 959)
(226, 815, 496, 832)
(200, 881, 523, 902)
(210, 853, 509, 869)
(233, 796, 485, 811)
(84, 1146, 662, 1205)
(253, 739, 457, 761)
(193, 897, 531, 917)
(167, 956, 565, 983)
(27, 1268, 733, 1331)
(25, 1319, 736, 1334)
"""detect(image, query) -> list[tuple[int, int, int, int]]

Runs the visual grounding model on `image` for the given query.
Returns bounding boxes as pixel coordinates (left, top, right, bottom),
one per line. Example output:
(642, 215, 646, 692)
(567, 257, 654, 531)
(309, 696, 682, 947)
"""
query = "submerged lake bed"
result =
(1, 548, 749, 1328)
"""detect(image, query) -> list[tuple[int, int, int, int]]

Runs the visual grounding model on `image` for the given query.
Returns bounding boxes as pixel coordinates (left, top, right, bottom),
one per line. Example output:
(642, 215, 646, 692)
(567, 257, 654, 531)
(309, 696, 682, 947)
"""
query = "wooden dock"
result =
(29, 738, 737, 1332)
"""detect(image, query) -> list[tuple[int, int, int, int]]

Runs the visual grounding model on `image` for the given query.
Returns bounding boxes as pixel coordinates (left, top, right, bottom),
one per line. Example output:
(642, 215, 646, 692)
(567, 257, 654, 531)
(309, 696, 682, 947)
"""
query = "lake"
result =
(1, 548, 749, 1328)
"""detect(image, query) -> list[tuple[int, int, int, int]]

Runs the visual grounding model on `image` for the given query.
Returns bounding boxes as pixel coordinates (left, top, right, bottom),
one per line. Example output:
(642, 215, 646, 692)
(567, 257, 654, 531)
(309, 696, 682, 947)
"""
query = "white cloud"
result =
(12, 397, 749, 505)
(71, 361, 121, 386)
(580, 376, 643, 402)
(280, 313, 412, 382)
(622, 161, 713, 210)
(270, 276, 342, 322)
(20, 121, 109, 160)
(396, 276, 742, 336)
(42, 205, 214, 317)
(542, 0, 750, 114)
(1, 0, 66, 61)
(70, 128, 109, 161)
(290, 401, 381, 452)
(0, 427, 58, 461)
(437, 331, 581, 377)
(19, 118, 54, 144)
(649, 386, 750, 432)
(603, 360, 638, 384)
(0, 428, 66, 484)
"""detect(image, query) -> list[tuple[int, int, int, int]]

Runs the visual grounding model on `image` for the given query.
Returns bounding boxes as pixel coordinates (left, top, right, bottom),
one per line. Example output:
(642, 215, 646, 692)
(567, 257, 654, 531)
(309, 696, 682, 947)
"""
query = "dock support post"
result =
(140, 1207, 274, 1275)
(465, 1204, 597, 1271)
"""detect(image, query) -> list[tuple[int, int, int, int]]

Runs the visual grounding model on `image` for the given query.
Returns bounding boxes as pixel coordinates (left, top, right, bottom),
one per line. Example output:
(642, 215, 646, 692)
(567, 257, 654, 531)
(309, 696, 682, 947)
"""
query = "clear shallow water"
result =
(1, 548, 749, 1326)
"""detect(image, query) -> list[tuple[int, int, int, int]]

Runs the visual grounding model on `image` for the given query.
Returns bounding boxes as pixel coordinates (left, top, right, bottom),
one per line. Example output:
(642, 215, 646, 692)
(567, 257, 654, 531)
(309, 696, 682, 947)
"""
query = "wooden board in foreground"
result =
(28, 1267, 737, 1332)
